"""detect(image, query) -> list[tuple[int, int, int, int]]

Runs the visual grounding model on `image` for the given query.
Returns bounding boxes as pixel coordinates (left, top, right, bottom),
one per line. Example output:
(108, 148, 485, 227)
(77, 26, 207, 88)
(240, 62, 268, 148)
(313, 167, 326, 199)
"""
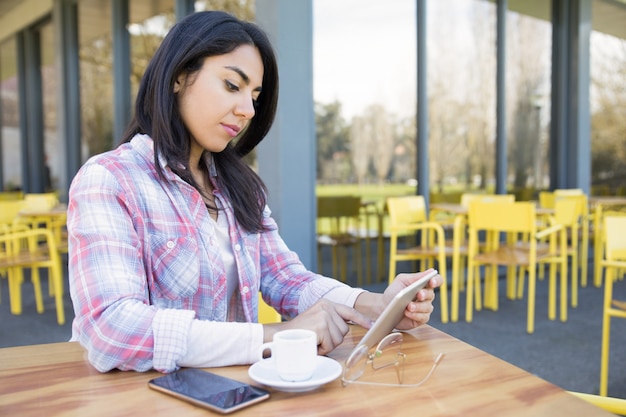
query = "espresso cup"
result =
(259, 329, 317, 382)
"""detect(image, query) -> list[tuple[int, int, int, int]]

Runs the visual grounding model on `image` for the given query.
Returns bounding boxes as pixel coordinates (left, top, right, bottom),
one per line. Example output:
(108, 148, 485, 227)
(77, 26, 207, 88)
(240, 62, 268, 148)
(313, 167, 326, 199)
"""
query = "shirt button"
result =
(242, 286, 249, 294)
(166, 241, 175, 249)
(234, 244, 241, 251)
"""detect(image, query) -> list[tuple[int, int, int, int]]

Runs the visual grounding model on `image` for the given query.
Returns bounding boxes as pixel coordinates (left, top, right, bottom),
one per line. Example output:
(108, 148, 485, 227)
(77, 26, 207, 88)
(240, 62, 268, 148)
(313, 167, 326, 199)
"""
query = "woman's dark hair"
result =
(122, 11, 279, 233)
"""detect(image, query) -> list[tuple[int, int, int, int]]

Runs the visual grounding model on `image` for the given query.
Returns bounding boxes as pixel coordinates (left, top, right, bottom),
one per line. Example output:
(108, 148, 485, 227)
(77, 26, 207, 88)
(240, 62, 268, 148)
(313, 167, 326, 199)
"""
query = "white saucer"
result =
(248, 356, 342, 393)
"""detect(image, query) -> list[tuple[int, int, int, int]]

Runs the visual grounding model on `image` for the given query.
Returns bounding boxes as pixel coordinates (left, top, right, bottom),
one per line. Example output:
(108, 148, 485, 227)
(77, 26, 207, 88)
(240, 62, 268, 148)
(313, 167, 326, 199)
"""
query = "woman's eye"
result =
(225, 80, 239, 91)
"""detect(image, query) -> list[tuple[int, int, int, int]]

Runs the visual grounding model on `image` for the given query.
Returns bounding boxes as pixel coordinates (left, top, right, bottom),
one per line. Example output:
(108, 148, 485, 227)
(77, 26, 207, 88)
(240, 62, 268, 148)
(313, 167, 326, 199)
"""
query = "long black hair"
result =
(122, 11, 279, 233)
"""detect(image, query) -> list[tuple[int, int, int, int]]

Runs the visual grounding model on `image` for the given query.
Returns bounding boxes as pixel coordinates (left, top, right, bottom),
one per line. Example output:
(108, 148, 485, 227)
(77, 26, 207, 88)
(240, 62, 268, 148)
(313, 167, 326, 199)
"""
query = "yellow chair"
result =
(0, 200, 26, 228)
(599, 215, 626, 396)
(568, 391, 626, 414)
(542, 197, 586, 313)
(593, 205, 626, 288)
(258, 292, 281, 324)
(317, 196, 363, 285)
(538, 191, 555, 209)
(0, 228, 65, 325)
(22, 192, 59, 212)
(540, 191, 591, 294)
(386, 195, 449, 323)
(465, 201, 567, 333)
(554, 188, 584, 197)
(0, 191, 24, 201)
(358, 200, 385, 284)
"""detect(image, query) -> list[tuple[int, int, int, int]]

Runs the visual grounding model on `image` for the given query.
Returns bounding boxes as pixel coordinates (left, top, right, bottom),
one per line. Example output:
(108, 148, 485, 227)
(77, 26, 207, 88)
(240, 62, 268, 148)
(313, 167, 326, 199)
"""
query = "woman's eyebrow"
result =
(225, 65, 262, 92)
(225, 65, 250, 84)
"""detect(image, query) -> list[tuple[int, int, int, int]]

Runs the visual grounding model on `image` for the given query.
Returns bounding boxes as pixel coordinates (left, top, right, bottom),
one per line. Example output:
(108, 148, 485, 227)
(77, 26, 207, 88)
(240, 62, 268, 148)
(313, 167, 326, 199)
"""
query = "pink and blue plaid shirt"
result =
(68, 134, 361, 373)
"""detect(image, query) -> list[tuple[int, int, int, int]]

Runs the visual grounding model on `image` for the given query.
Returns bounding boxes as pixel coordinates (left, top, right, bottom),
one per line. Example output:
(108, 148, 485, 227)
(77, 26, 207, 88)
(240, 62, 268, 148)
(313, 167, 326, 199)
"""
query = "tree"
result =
(507, 15, 550, 190)
(591, 33, 626, 190)
(368, 104, 394, 184)
(315, 101, 350, 183)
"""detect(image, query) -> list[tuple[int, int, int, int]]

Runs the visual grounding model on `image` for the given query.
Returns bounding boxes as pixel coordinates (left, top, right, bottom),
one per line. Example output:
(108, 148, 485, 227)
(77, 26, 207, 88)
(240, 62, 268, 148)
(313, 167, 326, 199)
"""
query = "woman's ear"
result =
(173, 75, 185, 94)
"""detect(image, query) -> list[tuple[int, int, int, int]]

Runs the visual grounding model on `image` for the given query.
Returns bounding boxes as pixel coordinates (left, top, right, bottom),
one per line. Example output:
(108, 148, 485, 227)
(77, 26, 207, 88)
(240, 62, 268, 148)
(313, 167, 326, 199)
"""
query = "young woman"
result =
(68, 10, 441, 373)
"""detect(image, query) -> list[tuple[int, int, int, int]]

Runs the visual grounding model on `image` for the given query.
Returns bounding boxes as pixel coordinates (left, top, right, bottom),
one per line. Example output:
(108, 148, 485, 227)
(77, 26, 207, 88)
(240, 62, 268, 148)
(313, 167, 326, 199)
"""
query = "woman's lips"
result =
(222, 124, 240, 137)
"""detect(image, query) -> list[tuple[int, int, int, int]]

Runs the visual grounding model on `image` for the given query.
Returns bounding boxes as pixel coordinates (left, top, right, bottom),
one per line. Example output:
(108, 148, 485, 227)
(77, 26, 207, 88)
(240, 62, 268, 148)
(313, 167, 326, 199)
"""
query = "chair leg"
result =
(437, 251, 449, 324)
(527, 264, 537, 334)
(451, 249, 460, 322)
(474, 265, 482, 311)
(31, 267, 44, 314)
(51, 258, 65, 325)
(466, 259, 474, 323)
(600, 265, 614, 396)
(581, 222, 589, 287)
(7, 267, 24, 315)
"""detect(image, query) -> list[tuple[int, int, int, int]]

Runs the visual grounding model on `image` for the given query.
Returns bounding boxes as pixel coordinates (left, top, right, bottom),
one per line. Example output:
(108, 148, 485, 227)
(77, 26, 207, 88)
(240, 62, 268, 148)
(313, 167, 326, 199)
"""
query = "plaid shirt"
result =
(68, 134, 360, 372)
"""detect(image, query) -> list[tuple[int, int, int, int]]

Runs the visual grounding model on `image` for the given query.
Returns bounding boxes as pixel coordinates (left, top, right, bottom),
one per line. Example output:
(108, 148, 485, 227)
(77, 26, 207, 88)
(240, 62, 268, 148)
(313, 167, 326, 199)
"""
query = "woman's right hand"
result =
(262, 299, 372, 355)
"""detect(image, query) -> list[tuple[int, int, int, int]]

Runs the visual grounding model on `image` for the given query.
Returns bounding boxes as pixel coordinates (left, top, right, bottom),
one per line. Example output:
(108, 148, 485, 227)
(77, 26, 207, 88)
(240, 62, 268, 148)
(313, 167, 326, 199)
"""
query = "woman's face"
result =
(175, 44, 264, 159)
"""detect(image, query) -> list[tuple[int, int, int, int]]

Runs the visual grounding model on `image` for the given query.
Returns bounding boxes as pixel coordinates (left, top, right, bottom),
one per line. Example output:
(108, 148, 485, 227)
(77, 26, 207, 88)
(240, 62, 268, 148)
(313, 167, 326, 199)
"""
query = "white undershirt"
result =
(212, 210, 238, 315)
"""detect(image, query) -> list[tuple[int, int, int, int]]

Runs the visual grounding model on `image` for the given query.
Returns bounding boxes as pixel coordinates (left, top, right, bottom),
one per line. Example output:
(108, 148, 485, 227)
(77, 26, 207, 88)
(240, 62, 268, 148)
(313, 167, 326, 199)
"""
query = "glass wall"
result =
(505, 3, 552, 197)
(0, 37, 20, 190)
(78, 0, 115, 160)
(590, 5, 626, 196)
(314, 0, 416, 186)
(427, 0, 497, 195)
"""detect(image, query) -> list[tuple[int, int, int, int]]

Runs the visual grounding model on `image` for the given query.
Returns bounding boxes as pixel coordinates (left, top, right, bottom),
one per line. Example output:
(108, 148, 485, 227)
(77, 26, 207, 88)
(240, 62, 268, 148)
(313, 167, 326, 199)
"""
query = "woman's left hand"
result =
(354, 268, 442, 330)
(384, 269, 441, 330)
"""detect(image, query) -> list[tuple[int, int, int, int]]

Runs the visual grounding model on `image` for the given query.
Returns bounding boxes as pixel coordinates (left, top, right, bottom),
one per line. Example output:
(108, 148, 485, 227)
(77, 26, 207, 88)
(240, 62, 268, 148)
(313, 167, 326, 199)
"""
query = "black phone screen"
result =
(149, 369, 270, 413)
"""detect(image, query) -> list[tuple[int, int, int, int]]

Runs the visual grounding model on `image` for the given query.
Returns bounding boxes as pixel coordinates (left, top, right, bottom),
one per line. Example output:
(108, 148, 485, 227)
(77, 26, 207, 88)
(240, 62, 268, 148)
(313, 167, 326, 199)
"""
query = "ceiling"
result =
(1, 0, 625, 43)
(494, 0, 626, 39)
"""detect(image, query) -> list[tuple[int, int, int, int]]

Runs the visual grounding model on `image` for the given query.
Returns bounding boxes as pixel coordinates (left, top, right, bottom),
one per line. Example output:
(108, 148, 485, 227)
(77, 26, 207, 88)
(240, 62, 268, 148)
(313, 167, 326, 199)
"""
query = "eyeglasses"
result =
(342, 332, 444, 388)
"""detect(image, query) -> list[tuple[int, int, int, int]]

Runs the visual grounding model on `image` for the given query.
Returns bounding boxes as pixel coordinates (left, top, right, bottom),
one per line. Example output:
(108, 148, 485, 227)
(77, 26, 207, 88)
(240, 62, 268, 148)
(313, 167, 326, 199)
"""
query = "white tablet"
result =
(351, 269, 438, 355)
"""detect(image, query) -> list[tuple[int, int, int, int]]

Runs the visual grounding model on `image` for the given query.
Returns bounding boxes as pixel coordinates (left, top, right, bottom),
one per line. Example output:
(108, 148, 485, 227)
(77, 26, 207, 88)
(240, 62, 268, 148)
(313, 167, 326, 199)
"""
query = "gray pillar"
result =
(54, 0, 81, 202)
(569, 0, 591, 193)
(550, 0, 591, 193)
(0, 46, 3, 191)
(16, 33, 30, 191)
(416, 0, 429, 204)
(495, 0, 507, 195)
(23, 27, 45, 193)
(255, 0, 316, 270)
(112, 0, 131, 143)
(175, 0, 195, 20)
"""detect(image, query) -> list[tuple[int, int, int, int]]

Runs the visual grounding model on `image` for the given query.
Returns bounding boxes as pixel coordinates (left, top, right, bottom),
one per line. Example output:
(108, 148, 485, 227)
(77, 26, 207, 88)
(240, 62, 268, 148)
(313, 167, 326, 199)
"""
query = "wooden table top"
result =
(0, 325, 611, 417)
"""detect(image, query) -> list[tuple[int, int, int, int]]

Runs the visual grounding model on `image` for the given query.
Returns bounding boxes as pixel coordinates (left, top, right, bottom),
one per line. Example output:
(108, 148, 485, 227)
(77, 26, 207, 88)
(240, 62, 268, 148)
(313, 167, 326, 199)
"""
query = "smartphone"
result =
(148, 368, 270, 414)
(353, 269, 439, 353)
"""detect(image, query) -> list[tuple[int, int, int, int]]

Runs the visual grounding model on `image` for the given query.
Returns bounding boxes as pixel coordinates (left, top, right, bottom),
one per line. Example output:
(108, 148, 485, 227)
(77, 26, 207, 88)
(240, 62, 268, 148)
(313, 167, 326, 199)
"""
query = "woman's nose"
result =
(235, 97, 256, 119)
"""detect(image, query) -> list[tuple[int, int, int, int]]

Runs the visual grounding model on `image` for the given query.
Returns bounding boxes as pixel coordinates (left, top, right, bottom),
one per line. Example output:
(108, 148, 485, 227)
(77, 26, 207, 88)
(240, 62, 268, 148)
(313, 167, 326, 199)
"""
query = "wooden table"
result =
(0, 325, 611, 417)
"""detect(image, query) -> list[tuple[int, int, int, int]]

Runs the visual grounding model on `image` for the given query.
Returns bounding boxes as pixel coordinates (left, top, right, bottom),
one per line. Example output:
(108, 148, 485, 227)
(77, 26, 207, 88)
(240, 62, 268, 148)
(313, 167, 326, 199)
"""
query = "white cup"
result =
(259, 329, 317, 382)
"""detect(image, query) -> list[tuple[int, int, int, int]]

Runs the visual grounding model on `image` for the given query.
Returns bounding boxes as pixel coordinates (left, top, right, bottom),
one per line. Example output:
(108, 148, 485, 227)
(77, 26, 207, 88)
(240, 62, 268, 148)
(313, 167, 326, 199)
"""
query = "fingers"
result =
(280, 300, 362, 355)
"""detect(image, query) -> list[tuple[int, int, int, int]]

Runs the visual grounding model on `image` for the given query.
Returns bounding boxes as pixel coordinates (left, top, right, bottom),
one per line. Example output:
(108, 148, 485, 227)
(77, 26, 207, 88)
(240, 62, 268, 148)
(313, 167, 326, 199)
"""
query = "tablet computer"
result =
(351, 269, 438, 356)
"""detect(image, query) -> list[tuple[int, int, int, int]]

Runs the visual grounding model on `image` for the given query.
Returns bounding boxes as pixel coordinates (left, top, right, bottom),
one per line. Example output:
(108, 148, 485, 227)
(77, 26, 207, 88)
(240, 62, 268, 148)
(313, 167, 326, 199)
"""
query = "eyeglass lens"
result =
(343, 333, 404, 384)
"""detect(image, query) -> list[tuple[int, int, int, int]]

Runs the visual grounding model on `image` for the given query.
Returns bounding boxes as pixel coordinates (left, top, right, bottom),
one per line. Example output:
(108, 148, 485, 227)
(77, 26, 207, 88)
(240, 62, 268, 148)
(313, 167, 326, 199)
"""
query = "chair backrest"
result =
(0, 191, 24, 201)
(460, 193, 514, 208)
(23, 193, 59, 212)
(258, 292, 281, 324)
(555, 193, 588, 218)
(0, 200, 26, 225)
(554, 188, 584, 197)
(386, 195, 427, 228)
(604, 215, 626, 261)
(552, 198, 580, 227)
(538, 191, 555, 209)
(317, 196, 362, 235)
(468, 201, 536, 233)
